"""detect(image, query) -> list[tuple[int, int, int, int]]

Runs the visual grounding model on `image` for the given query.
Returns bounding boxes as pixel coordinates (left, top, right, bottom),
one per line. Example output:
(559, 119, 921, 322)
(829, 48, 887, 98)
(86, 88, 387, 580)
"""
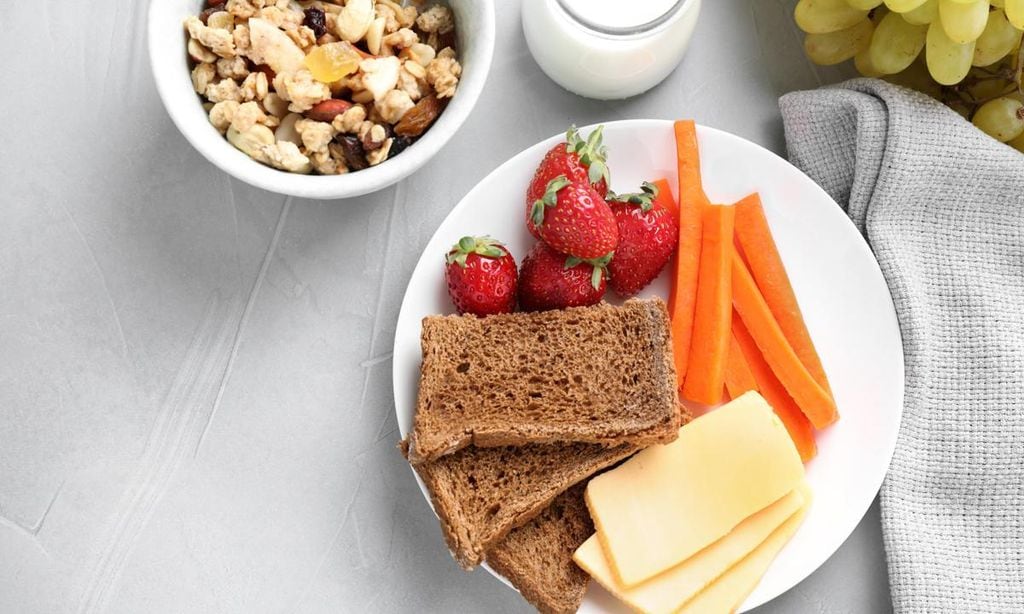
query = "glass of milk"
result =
(521, 0, 702, 100)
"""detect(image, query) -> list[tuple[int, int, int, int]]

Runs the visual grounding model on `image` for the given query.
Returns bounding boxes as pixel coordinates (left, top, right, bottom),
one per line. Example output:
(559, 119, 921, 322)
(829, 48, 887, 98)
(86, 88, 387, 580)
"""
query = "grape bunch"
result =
(796, 0, 1024, 151)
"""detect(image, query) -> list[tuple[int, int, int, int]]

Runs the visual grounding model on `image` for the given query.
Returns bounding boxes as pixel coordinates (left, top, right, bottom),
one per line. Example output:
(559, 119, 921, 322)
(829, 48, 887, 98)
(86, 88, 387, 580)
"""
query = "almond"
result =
(305, 99, 353, 122)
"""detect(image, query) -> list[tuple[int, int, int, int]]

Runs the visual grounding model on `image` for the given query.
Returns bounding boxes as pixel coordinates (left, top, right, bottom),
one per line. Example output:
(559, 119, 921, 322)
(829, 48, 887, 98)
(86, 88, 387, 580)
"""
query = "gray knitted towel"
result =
(780, 79, 1024, 613)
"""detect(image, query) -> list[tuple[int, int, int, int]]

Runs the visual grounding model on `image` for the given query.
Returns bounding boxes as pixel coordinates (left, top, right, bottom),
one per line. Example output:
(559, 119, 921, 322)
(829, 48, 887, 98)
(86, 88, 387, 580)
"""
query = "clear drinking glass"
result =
(521, 0, 702, 100)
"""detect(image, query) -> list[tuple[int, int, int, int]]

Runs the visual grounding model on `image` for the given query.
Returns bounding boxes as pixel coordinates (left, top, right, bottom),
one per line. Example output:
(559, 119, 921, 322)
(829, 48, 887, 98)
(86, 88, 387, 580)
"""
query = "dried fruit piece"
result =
(394, 94, 442, 136)
(303, 7, 328, 39)
(334, 134, 369, 170)
(305, 98, 353, 122)
(252, 63, 276, 82)
(304, 42, 362, 83)
(361, 124, 388, 150)
(389, 135, 414, 157)
(199, 7, 220, 24)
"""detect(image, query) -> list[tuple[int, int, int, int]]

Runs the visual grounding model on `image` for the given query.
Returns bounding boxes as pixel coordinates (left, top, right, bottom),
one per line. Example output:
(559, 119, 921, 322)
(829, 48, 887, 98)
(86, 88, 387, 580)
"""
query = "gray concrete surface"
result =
(0, 0, 893, 612)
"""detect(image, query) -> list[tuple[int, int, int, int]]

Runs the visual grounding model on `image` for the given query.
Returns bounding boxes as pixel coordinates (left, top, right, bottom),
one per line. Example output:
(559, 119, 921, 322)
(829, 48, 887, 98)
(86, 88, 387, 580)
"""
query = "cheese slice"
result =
(573, 484, 807, 614)
(679, 493, 811, 614)
(585, 392, 804, 586)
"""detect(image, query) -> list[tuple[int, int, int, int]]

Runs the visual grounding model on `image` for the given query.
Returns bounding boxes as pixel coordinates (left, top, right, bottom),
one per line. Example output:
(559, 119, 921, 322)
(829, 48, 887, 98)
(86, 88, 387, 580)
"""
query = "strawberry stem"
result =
(607, 181, 659, 212)
(531, 174, 571, 227)
(565, 124, 610, 188)
(446, 235, 507, 267)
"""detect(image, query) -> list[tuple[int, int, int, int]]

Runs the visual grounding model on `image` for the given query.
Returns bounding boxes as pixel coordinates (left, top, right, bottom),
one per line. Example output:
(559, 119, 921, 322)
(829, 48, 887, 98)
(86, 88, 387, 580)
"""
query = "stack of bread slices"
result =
(402, 299, 686, 613)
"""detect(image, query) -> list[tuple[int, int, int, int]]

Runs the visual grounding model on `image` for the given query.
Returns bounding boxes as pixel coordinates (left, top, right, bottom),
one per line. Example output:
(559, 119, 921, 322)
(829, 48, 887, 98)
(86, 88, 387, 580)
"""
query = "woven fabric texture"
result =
(780, 78, 1024, 614)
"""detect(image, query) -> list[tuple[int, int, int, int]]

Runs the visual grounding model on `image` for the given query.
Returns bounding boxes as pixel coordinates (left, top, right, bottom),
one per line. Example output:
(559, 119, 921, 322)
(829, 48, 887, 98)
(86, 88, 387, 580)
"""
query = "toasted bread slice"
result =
(407, 441, 637, 569)
(487, 483, 594, 614)
(407, 299, 680, 464)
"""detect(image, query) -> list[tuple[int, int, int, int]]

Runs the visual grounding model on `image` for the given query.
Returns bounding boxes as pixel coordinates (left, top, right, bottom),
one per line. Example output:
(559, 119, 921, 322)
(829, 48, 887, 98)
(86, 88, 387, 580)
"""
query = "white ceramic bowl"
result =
(148, 0, 495, 200)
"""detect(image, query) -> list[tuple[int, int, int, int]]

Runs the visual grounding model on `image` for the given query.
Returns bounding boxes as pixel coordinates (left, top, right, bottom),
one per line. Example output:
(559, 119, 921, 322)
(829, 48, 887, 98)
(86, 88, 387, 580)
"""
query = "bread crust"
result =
(408, 299, 681, 464)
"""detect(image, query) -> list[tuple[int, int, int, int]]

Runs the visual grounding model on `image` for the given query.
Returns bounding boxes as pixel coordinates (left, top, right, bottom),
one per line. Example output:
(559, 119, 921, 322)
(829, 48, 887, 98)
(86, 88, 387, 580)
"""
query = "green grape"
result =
(805, 19, 876, 64)
(1006, 0, 1024, 28)
(926, 21, 977, 84)
(938, 0, 990, 44)
(885, 58, 944, 97)
(902, 0, 939, 25)
(1008, 130, 1024, 152)
(991, 0, 1005, 7)
(972, 97, 1024, 141)
(870, 12, 929, 73)
(796, 0, 870, 33)
(854, 47, 886, 75)
(973, 10, 1023, 66)
(846, 0, 884, 8)
(884, 0, 928, 12)
(965, 73, 1016, 99)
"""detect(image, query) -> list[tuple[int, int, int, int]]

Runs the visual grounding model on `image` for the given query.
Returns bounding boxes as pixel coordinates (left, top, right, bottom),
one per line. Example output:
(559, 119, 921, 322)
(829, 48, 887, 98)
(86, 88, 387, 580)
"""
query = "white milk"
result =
(521, 0, 702, 100)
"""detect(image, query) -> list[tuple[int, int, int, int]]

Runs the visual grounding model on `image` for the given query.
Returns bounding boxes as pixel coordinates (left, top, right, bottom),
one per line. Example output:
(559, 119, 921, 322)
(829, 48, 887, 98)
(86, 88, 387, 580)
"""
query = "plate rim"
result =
(391, 118, 905, 612)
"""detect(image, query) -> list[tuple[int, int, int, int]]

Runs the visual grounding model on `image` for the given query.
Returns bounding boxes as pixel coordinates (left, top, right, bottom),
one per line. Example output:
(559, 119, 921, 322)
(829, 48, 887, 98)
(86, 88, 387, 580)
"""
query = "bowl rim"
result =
(147, 0, 495, 200)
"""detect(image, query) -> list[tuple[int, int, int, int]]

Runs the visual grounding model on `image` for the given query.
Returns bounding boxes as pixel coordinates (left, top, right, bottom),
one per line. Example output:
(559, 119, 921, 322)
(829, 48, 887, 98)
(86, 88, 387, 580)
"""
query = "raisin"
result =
(389, 136, 414, 157)
(207, 0, 226, 6)
(334, 135, 368, 171)
(394, 95, 443, 137)
(252, 63, 276, 82)
(303, 8, 328, 39)
(199, 7, 219, 24)
(437, 31, 458, 54)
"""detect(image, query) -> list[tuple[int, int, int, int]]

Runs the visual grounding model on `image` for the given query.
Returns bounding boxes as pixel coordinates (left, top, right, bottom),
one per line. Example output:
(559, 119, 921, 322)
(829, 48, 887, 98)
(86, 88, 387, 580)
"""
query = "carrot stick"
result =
(682, 205, 735, 405)
(734, 194, 833, 398)
(733, 313, 817, 462)
(732, 251, 838, 428)
(668, 120, 708, 382)
(652, 178, 679, 221)
(724, 333, 758, 399)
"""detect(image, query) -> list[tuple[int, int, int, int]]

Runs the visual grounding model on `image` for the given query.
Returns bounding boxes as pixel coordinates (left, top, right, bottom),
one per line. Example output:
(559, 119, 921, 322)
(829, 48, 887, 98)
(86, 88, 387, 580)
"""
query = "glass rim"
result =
(553, 0, 690, 37)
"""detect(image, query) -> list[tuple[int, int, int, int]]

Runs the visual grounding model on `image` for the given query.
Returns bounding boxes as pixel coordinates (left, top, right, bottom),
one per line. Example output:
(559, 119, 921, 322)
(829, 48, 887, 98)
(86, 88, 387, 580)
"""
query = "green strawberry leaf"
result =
(607, 181, 659, 212)
(533, 175, 571, 227)
(447, 235, 507, 266)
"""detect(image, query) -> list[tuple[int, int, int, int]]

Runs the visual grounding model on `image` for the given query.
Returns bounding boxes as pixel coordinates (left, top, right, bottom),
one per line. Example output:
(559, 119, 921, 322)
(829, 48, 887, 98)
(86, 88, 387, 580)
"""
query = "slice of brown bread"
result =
(407, 440, 637, 569)
(487, 483, 594, 614)
(407, 298, 680, 464)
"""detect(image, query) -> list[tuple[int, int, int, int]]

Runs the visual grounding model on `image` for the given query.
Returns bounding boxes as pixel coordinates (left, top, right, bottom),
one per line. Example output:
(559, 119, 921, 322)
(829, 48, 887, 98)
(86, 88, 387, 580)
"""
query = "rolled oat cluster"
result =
(185, 0, 461, 175)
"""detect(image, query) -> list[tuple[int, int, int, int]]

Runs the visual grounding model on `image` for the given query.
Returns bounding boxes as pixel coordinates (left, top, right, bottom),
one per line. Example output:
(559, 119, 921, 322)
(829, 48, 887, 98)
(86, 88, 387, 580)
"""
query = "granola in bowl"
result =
(185, 0, 462, 175)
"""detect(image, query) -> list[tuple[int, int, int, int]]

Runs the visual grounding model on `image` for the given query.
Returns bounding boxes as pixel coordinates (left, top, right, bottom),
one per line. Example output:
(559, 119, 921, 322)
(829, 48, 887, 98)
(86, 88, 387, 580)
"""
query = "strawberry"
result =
(526, 125, 610, 239)
(529, 175, 618, 260)
(444, 236, 518, 316)
(606, 182, 680, 297)
(518, 241, 610, 312)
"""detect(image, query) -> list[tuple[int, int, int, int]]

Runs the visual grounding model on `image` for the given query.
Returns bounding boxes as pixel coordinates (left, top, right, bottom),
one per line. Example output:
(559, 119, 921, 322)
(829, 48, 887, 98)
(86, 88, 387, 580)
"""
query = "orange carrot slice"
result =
(668, 120, 708, 382)
(652, 178, 679, 221)
(732, 251, 838, 428)
(682, 205, 735, 405)
(734, 194, 834, 398)
(724, 333, 758, 400)
(733, 313, 817, 462)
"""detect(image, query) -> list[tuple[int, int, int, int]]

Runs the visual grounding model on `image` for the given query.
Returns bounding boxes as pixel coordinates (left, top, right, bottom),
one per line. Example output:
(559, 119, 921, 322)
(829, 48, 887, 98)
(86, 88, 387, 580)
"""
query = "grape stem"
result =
(1016, 45, 1024, 97)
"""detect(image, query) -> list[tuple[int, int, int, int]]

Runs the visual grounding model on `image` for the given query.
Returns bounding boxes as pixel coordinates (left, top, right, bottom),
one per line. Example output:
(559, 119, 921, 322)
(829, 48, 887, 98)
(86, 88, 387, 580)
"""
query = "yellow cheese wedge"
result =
(678, 493, 811, 614)
(585, 392, 804, 586)
(573, 484, 807, 614)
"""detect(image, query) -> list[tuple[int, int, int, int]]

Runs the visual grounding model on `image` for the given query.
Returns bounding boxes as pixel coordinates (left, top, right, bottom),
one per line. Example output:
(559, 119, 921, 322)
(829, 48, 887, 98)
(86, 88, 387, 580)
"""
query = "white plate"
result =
(392, 120, 904, 612)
